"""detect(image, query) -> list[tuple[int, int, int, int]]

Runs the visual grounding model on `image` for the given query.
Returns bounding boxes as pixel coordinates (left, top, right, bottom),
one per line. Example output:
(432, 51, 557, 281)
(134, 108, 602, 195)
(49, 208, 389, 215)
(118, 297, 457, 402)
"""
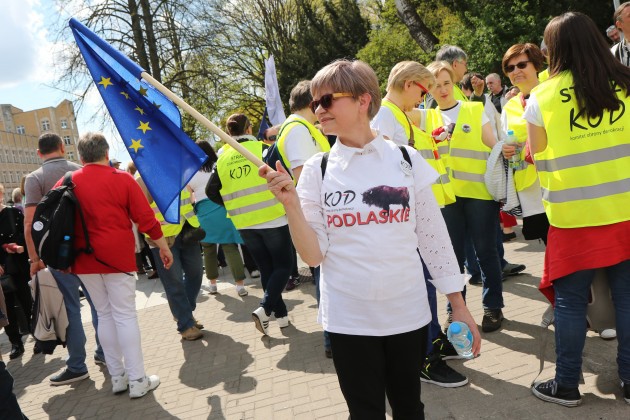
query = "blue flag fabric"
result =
(69, 18, 207, 223)
(257, 107, 271, 140)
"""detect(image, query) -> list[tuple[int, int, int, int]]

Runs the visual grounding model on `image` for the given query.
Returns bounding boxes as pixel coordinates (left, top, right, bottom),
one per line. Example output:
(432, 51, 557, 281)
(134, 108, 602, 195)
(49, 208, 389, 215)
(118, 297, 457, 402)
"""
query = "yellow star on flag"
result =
(120, 91, 130, 99)
(129, 138, 144, 153)
(138, 86, 148, 96)
(137, 121, 152, 133)
(97, 76, 113, 89)
(134, 106, 145, 115)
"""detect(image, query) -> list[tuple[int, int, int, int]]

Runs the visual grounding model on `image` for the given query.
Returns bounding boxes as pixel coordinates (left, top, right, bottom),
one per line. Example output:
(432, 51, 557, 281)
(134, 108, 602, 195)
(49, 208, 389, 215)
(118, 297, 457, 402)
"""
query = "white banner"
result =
(264, 55, 286, 125)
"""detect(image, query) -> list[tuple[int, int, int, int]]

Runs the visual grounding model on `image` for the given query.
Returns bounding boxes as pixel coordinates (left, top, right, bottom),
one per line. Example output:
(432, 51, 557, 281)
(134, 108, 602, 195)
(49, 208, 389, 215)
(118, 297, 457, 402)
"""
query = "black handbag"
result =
(179, 221, 206, 245)
(0, 274, 16, 294)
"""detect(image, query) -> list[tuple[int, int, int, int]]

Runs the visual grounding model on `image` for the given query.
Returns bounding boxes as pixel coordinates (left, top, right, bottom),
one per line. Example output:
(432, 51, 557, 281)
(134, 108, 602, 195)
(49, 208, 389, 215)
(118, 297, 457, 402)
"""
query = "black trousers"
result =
(329, 326, 428, 420)
(0, 361, 28, 419)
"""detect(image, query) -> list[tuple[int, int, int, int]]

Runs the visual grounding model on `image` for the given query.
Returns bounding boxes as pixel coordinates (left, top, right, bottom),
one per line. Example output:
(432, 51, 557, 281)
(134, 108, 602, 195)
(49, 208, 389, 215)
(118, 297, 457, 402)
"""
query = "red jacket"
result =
(54, 164, 163, 274)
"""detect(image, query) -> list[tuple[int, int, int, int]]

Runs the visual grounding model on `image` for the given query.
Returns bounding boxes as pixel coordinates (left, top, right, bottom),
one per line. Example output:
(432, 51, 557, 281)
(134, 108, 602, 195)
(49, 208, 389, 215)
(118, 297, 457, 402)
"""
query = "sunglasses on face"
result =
(412, 81, 429, 99)
(266, 135, 277, 141)
(309, 92, 353, 113)
(504, 60, 531, 73)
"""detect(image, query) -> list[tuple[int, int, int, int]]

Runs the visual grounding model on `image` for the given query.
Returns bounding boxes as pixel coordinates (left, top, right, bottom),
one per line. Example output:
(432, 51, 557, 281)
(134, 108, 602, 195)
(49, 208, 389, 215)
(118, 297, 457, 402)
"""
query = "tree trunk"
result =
(127, 0, 150, 70)
(139, 0, 162, 82)
(394, 0, 439, 52)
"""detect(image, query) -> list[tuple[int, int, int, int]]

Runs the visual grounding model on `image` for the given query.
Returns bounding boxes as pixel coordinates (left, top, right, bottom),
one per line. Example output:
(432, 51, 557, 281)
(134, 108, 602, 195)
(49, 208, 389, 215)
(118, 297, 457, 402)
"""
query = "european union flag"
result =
(256, 107, 271, 140)
(69, 18, 206, 223)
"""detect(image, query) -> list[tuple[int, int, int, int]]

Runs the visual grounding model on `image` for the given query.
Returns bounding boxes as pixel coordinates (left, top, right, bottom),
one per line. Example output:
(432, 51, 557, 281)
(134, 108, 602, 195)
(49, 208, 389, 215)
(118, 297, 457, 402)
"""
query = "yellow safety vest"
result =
(502, 95, 539, 191)
(454, 85, 469, 102)
(532, 71, 630, 228)
(149, 189, 200, 238)
(426, 102, 492, 200)
(217, 140, 286, 229)
(381, 100, 455, 206)
(277, 115, 330, 171)
(538, 68, 549, 83)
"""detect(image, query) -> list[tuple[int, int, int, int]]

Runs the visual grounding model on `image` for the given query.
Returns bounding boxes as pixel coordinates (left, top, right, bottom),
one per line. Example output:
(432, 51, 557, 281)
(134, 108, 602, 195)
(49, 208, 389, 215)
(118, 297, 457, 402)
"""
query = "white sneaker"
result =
(277, 316, 290, 328)
(252, 306, 270, 335)
(129, 375, 160, 399)
(250, 270, 261, 278)
(599, 329, 617, 340)
(112, 371, 128, 394)
(236, 285, 248, 297)
(209, 284, 218, 294)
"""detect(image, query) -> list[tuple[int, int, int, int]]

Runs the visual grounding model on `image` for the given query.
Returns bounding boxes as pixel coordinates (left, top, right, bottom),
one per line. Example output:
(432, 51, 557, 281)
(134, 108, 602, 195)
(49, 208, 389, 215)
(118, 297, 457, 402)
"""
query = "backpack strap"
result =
(320, 145, 411, 180)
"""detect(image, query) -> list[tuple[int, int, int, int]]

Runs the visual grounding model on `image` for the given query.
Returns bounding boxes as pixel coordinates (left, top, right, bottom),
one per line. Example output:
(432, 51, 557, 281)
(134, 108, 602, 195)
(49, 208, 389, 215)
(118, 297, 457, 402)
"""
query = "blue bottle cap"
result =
(450, 322, 461, 334)
(64, 235, 71, 240)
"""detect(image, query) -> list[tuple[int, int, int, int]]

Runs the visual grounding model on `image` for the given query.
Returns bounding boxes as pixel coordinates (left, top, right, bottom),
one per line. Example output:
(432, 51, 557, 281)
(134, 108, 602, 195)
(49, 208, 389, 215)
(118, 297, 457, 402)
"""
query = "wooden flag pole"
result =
(141, 72, 266, 168)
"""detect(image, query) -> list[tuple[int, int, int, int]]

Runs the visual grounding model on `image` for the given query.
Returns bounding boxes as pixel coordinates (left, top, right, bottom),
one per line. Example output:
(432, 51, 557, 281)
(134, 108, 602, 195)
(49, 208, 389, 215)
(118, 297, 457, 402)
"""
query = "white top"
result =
(522, 94, 544, 127)
(297, 135, 465, 336)
(188, 171, 210, 202)
(283, 115, 322, 173)
(419, 101, 490, 131)
(483, 94, 505, 142)
(370, 105, 409, 146)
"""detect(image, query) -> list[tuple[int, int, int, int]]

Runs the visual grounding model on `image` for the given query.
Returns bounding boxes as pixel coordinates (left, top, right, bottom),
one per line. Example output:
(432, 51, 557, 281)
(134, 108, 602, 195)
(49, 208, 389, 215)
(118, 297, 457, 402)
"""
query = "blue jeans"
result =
(441, 198, 503, 310)
(151, 236, 203, 333)
(240, 225, 292, 318)
(464, 223, 508, 279)
(314, 266, 331, 350)
(50, 269, 102, 373)
(553, 259, 630, 388)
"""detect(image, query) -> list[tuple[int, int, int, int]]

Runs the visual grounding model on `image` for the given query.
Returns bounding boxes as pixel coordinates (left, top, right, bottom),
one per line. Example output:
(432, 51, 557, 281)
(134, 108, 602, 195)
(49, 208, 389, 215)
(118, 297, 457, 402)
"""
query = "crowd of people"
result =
(2, 5, 630, 418)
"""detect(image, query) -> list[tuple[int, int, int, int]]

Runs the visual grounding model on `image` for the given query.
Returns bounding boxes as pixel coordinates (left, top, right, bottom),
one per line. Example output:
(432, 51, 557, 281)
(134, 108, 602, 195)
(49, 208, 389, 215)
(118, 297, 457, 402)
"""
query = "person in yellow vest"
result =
(372, 61, 468, 388)
(500, 43, 550, 245)
(276, 81, 331, 291)
(137, 179, 204, 341)
(420, 61, 505, 333)
(206, 113, 292, 336)
(524, 12, 630, 407)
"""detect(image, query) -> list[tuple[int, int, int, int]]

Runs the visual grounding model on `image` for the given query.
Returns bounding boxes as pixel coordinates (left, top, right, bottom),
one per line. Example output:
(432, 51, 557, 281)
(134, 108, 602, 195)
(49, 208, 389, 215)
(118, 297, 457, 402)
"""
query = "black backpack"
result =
(31, 172, 93, 270)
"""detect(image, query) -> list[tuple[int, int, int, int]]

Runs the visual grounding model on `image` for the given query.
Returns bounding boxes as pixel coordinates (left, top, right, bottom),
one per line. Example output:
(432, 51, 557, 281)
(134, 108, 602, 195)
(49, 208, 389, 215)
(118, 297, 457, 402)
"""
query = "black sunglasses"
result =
(504, 60, 531, 73)
(266, 135, 277, 141)
(309, 92, 353, 113)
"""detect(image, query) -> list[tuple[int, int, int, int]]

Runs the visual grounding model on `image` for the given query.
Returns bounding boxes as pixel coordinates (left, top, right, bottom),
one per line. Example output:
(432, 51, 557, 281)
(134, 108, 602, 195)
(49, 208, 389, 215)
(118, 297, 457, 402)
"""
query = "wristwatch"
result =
(28, 258, 41, 264)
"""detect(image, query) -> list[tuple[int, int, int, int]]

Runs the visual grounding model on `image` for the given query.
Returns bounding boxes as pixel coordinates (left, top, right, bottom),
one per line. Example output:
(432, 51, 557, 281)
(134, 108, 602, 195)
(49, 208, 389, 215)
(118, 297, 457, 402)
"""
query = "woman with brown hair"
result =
(260, 59, 480, 419)
(525, 12, 630, 407)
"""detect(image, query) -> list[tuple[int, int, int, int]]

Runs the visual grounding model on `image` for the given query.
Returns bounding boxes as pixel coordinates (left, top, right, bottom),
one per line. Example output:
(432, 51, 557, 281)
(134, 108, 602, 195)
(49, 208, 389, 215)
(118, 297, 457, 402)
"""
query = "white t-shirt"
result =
(522, 94, 544, 127)
(283, 116, 322, 173)
(419, 101, 490, 132)
(371, 106, 409, 146)
(297, 135, 465, 336)
(188, 171, 210, 202)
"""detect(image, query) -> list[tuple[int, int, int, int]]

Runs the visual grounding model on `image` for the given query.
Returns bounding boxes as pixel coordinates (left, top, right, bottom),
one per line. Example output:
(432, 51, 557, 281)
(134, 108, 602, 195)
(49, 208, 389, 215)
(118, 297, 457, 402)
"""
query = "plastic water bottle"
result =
(58, 235, 73, 268)
(505, 129, 522, 169)
(447, 321, 474, 359)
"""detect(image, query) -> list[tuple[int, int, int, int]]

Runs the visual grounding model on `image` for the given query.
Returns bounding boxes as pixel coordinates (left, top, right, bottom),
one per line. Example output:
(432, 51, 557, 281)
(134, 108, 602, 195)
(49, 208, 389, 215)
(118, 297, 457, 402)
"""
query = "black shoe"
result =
(532, 379, 581, 407)
(432, 331, 464, 360)
(502, 232, 517, 242)
(324, 348, 333, 359)
(622, 381, 630, 404)
(9, 343, 24, 360)
(50, 369, 89, 386)
(420, 354, 468, 388)
(482, 309, 504, 333)
(468, 274, 482, 285)
(502, 263, 526, 277)
(285, 276, 300, 291)
(33, 342, 42, 355)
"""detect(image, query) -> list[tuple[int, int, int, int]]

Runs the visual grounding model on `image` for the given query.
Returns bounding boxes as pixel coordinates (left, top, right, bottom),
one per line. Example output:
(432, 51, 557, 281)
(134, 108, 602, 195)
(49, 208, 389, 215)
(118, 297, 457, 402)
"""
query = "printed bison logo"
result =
(361, 185, 410, 211)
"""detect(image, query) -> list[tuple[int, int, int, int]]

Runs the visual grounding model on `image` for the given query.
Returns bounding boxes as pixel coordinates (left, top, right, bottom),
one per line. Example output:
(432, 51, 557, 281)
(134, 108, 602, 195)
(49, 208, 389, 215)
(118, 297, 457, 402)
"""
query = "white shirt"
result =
(297, 135, 465, 336)
(283, 115, 322, 173)
(371, 106, 409, 146)
(188, 171, 210, 202)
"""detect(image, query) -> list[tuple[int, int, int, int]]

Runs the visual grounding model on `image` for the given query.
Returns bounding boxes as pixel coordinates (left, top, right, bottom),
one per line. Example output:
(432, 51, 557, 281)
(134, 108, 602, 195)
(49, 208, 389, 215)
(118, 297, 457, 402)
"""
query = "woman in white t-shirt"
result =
(260, 59, 480, 419)
(421, 61, 505, 334)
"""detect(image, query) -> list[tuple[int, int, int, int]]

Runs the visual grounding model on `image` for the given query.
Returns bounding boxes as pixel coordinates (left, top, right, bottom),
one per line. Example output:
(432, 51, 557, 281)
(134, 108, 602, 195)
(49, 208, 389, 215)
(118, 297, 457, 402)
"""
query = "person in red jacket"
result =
(56, 132, 173, 399)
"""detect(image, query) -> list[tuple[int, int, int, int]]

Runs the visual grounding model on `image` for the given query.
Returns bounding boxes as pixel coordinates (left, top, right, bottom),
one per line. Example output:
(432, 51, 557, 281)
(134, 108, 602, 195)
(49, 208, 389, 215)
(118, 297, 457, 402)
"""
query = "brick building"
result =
(0, 99, 79, 202)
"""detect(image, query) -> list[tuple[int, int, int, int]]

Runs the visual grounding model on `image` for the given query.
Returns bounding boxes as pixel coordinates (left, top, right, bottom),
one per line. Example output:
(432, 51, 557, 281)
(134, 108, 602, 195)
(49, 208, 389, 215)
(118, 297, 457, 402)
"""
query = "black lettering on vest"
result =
(587, 113, 603, 129)
(560, 88, 572, 103)
(229, 165, 251, 179)
(569, 107, 587, 132)
(611, 101, 625, 125)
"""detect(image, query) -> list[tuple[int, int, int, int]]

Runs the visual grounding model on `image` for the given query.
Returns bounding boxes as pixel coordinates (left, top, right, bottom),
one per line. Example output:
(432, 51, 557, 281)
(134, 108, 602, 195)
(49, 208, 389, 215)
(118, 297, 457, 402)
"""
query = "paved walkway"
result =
(2, 228, 629, 419)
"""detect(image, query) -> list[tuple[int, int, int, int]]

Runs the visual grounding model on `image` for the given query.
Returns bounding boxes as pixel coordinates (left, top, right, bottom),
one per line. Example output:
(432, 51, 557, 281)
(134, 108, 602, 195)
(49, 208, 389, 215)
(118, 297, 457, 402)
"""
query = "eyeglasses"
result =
(504, 60, 531, 73)
(309, 92, 353, 113)
(412, 81, 429, 99)
(266, 135, 277, 141)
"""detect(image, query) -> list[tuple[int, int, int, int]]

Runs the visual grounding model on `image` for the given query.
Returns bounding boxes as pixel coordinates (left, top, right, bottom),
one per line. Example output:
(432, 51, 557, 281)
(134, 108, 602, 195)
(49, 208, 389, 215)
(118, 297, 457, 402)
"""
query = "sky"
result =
(0, 0, 131, 163)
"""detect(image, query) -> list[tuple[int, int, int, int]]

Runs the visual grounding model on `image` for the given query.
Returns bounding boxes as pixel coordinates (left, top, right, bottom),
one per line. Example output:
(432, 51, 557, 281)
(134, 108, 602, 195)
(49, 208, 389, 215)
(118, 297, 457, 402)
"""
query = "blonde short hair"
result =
(311, 59, 381, 120)
(386, 61, 435, 92)
(427, 61, 455, 82)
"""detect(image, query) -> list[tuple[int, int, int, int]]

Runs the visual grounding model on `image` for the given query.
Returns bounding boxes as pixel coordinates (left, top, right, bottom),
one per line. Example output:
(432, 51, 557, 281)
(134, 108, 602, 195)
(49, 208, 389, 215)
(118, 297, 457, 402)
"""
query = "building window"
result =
(68, 151, 75, 161)
(42, 119, 51, 131)
(61, 119, 68, 129)
(63, 136, 71, 145)
(16, 125, 25, 134)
